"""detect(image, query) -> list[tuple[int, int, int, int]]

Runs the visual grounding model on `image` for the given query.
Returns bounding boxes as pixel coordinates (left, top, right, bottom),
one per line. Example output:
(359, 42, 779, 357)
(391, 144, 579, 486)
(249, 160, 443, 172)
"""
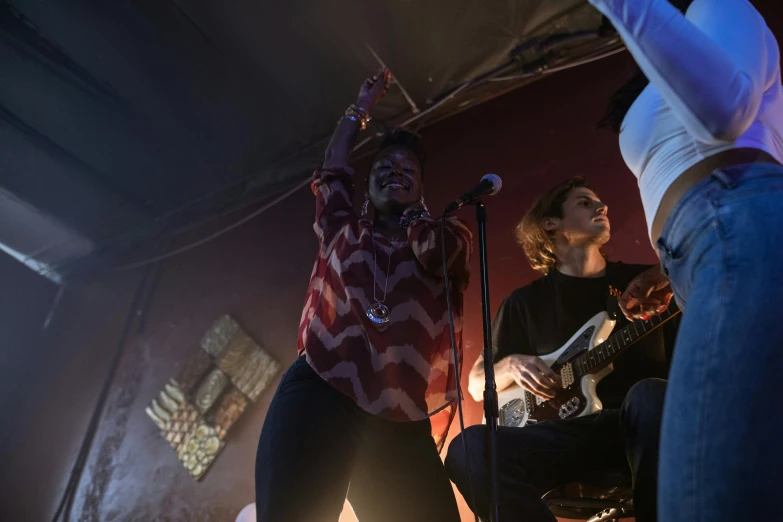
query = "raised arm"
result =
(313, 69, 391, 242)
(323, 68, 391, 170)
(591, 0, 777, 142)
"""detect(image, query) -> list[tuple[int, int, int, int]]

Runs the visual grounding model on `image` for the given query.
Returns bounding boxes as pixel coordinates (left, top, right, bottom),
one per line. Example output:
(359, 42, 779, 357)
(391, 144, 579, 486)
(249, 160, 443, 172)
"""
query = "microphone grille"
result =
(481, 173, 503, 194)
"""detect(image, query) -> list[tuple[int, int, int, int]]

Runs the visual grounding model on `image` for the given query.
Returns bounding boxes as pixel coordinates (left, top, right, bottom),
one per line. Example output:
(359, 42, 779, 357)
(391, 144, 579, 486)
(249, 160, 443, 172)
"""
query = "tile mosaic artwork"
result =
(146, 315, 280, 480)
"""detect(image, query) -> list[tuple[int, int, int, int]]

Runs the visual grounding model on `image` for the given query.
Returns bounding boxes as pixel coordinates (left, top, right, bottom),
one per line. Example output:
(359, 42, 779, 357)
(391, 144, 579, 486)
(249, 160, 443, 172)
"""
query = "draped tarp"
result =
(0, 0, 621, 276)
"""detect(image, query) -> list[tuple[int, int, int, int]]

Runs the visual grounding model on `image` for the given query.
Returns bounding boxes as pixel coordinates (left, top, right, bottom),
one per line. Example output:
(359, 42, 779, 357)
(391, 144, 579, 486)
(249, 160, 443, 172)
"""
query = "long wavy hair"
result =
(515, 177, 591, 274)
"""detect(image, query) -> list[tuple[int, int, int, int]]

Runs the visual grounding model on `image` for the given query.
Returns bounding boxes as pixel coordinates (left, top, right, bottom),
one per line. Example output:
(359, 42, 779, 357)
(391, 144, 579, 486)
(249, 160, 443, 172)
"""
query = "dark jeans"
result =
(255, 356, 461, 522)
(445, 378, 666, 522)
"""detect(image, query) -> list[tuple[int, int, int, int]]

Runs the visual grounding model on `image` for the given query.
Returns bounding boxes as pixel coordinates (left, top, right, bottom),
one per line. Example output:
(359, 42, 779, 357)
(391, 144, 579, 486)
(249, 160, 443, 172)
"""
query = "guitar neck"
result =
(572, 308, 680, 378)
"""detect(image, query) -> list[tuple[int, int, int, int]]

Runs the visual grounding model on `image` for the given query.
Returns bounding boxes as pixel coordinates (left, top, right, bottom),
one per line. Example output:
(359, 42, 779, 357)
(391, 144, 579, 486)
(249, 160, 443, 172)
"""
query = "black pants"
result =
(255, 356, 461, 522)
(445, 378, 666, 522)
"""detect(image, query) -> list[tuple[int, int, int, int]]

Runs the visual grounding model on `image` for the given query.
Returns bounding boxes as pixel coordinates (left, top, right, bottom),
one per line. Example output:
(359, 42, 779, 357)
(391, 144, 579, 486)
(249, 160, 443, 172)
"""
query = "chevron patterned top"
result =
(299, 167, 473, 438)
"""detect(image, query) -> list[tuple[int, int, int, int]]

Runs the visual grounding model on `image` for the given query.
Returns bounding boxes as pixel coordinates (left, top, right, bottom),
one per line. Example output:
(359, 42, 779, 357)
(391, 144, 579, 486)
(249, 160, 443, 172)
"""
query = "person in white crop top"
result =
(595, 0, 783, 237)
(593, 0, 783, 520)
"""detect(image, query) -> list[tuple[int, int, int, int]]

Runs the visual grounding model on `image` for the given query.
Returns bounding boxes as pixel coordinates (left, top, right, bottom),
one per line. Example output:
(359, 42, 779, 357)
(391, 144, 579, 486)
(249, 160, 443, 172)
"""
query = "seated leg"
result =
(446, 412, 627, 521)
(619, 378, 666, 522)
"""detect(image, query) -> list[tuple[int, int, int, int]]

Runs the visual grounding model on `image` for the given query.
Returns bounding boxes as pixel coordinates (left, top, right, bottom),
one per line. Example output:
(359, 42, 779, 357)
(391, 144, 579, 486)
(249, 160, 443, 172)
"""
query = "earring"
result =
(361, 195, 370, 217)
(419, 196, 430, 215)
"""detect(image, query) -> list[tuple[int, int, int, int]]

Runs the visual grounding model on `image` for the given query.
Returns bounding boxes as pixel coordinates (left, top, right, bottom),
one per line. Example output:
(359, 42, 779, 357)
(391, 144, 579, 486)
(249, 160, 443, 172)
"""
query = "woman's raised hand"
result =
(356, 68, 392, 113)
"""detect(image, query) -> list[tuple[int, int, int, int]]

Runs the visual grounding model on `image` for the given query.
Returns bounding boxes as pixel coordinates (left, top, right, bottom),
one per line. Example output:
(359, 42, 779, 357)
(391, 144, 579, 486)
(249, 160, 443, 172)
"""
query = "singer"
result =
(593, 0, 783, 520)
(254, 69, 471, 522)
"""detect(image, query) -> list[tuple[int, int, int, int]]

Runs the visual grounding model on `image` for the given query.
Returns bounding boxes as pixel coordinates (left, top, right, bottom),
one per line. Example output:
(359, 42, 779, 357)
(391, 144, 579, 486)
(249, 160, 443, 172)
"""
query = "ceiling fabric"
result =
(0, 0, 621, 276)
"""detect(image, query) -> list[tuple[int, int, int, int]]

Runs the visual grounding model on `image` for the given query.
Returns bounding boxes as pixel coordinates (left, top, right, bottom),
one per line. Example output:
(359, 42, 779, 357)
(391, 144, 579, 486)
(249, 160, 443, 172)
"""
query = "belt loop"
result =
(711, 168, 737, 188)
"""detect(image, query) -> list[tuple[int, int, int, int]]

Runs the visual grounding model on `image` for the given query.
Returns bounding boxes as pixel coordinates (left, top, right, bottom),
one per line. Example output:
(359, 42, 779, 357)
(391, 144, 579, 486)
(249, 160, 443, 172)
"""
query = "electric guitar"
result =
(490, 307, 680, 428)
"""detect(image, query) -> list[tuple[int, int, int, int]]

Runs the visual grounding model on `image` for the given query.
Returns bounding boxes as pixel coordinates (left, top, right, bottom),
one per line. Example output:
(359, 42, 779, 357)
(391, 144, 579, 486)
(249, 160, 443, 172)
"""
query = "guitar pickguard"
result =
(554, 326, 594, 366)
(490, 307, 681, 427)
(490, 311, 616, 427)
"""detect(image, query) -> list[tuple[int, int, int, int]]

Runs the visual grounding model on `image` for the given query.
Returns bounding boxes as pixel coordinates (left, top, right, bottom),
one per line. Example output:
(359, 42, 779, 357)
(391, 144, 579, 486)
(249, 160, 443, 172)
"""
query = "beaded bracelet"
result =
(344, 104, 371, 131)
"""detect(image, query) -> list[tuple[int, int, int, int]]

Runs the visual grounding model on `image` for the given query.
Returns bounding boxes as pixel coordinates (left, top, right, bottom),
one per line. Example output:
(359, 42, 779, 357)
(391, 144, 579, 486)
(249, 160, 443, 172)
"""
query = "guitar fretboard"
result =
(571, 308, 679, 378)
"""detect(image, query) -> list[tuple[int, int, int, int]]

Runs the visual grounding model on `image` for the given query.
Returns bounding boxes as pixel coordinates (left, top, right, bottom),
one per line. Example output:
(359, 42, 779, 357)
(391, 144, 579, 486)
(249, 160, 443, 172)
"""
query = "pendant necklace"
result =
(366, 235, 398, 325)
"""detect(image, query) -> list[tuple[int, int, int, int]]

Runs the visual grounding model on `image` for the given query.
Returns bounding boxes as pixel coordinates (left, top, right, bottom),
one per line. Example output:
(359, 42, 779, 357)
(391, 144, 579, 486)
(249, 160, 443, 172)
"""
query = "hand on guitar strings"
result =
(619, 265, 673, 321)
(498, 354, 561, 401)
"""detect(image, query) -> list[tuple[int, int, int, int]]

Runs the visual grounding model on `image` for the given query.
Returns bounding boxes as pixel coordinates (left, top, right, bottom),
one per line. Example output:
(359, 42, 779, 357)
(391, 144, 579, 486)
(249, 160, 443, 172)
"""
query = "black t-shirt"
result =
(492, 261, 679, 409)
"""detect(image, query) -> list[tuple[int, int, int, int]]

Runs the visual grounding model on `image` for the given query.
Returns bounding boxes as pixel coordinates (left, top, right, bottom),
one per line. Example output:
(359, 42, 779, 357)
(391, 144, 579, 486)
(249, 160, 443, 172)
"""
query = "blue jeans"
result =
(656, 162, 783, 522)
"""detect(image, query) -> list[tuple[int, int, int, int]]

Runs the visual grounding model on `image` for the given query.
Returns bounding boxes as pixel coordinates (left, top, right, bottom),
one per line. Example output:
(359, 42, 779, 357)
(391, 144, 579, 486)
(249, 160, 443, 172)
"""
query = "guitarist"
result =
(446, 177, 679, 522)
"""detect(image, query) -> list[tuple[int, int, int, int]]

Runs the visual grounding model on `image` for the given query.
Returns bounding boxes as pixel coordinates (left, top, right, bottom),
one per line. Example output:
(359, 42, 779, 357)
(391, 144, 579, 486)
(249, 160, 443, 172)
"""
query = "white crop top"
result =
(588, 0, 783, 237)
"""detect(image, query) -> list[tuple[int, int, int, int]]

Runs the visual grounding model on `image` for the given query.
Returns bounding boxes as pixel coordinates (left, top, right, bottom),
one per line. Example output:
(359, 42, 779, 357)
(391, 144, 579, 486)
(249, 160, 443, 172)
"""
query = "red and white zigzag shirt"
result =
(299, 167, 472, 444)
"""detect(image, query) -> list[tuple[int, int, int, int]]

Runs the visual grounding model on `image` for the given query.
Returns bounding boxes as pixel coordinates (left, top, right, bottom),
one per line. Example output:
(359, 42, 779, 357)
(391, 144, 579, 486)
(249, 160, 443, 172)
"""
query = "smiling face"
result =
(367, 145, 423, 216)
(545, 187, 610, 246)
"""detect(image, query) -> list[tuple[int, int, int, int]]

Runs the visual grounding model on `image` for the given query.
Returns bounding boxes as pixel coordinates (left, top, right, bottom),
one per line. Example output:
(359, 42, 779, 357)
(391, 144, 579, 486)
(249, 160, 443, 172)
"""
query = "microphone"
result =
(444, 174, 503, 213)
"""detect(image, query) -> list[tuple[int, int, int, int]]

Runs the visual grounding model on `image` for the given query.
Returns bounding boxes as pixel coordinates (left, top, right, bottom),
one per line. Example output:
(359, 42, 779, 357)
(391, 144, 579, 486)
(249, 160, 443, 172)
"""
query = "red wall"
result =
(2, 3, 780, 519)
(403, 54, 657, 522)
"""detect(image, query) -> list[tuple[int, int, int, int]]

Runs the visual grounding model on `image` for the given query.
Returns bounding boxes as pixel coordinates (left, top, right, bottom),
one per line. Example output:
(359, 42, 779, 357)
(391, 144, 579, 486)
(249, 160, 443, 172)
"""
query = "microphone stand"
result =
(444, 197, 501, 521)
(474, 201, 501, 522)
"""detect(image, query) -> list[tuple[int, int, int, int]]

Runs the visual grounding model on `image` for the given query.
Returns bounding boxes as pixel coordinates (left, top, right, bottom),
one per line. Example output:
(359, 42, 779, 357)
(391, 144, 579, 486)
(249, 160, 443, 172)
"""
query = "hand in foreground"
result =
(619, 265, 673, 321)
(356, 68, 392, 113)
(498, 354, 561, 400)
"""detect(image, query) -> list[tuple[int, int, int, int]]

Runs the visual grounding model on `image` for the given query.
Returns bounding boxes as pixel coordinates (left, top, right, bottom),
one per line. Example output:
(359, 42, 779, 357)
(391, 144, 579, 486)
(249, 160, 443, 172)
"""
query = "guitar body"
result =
(485, 305, 679, 428)
(491, 311, 616, 428)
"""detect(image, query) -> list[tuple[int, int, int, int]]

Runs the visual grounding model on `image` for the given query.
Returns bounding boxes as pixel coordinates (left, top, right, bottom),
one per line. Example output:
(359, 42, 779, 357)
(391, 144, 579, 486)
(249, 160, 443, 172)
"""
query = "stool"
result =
(542, 468, 634, 521)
